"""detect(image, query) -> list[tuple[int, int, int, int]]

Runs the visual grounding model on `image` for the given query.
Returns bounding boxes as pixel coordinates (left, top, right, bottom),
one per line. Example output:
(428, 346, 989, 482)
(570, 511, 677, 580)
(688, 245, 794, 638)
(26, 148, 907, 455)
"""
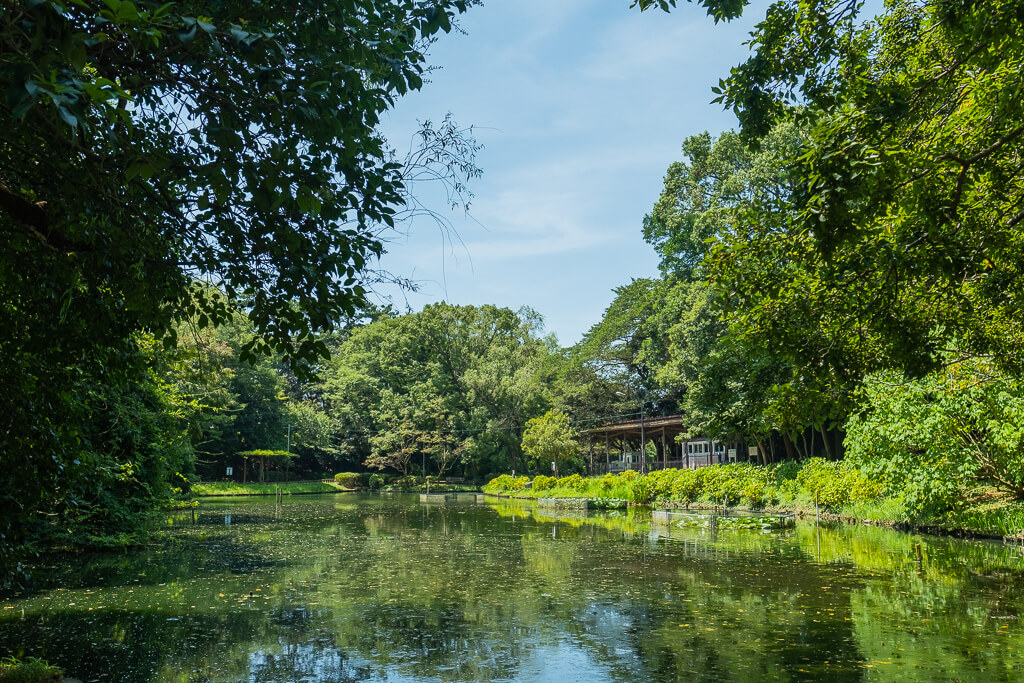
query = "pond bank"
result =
(191, 481, 482, 498)
(482, 491, 1024, 544)
(191, 481, 346, 497)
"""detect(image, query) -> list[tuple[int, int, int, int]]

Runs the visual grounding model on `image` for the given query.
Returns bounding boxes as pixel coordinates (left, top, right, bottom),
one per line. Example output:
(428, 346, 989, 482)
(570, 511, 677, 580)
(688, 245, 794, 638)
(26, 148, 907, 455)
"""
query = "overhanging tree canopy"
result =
(0, 0, 476, 578)
(2, 0, 474, 364)
(641, 0, 1024, 377)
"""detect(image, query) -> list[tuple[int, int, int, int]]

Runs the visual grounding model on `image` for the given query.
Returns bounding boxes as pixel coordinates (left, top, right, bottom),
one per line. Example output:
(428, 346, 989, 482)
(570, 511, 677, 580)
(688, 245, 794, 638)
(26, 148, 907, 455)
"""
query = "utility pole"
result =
(617, 389, 647, 474)
(639, 398, 646, 475)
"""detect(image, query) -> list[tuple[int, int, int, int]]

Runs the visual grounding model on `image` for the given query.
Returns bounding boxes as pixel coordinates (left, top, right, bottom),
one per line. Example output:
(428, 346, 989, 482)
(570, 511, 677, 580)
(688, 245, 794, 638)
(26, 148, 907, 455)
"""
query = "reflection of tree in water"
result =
(559, 535, 867, 682)
(0, 609, 271, 683)
(248, 641, 371, 683)
(6, 496, 1024, 681)
(336, 602, 525, 681)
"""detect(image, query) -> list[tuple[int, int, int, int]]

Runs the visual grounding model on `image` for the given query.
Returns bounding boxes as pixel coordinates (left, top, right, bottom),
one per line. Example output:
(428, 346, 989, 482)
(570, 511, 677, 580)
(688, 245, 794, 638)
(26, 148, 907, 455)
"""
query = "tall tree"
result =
(647, 0, 1024, 377)
(322, 303, 552, 479)
(0, 0, 477, 576)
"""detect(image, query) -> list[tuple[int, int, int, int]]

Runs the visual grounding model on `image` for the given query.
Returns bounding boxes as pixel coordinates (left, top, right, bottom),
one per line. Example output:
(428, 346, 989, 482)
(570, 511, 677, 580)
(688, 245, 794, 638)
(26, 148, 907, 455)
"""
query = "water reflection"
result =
(2, 494, 1024, 681)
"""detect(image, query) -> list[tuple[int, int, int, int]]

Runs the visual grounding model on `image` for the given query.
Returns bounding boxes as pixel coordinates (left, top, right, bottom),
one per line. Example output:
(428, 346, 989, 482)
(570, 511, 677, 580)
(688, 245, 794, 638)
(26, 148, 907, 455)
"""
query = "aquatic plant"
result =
(0, 656, 62, 683)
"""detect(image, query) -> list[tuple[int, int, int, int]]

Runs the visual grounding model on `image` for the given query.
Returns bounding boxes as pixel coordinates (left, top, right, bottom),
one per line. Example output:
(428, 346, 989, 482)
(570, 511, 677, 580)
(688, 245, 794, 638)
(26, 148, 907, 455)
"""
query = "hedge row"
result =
(483, 460, 883, 510)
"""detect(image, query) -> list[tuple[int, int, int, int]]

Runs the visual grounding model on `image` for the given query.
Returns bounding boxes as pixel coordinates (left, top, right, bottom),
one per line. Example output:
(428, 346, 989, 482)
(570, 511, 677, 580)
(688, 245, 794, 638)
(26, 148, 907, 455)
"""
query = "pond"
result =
(3, 493, 1024, 682)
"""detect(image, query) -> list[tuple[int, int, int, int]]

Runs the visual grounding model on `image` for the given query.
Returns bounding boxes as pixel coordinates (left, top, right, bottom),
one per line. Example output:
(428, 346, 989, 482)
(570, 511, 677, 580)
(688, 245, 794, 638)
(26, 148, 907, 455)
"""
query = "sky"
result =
(375, 1, 760, 346)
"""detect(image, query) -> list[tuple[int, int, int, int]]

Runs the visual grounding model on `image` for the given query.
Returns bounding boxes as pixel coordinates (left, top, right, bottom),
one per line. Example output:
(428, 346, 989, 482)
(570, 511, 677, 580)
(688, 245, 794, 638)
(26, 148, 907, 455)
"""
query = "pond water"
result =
(3, 493, 1024, 682)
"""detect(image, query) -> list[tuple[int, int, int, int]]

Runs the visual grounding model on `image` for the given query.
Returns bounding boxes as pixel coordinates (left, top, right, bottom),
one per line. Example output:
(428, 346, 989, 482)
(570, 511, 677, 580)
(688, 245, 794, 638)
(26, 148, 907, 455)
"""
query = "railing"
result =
(595, 456, 725, 475)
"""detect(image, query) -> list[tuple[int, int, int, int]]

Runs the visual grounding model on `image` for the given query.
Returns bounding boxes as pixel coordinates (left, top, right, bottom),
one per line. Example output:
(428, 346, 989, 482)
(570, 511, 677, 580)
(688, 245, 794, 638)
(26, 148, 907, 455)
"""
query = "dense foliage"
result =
(321, 303, 556, 479)
(0, 0, 476, 579)
(847, 360, 1024, 516)
(606, 0, 1024, 517)
(520, 409, 581, 477)
(5, 0, 1024, 578)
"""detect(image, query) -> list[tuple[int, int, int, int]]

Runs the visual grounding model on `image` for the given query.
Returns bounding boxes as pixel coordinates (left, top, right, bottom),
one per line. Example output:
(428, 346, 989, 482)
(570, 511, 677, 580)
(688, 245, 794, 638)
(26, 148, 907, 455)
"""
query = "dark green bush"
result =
(391, 475, 421, 490)
(368, 473, 385, 490)
(333, 472, 361, 489)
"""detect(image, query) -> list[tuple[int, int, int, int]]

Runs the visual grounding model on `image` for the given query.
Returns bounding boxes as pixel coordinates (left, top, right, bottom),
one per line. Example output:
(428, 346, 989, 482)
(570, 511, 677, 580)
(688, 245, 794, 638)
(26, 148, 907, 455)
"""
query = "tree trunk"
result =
(782, 432, 796, 460)
(819, 425, 834, 460)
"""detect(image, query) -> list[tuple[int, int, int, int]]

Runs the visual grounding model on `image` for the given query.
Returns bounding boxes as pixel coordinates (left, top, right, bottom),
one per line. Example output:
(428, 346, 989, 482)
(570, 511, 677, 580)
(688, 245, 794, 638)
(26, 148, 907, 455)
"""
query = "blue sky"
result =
(376, 1, 759, 345)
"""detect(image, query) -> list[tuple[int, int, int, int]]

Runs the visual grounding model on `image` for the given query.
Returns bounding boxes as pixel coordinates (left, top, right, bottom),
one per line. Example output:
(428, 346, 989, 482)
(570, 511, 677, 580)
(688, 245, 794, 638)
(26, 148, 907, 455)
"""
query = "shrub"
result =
(642, 469, 678, 500)
(393, 475, 422, 489)
(740, 480, 776, 509)
(334, 472, 361, 489)
(696, 465, 742, 504)
(368, 473, 386, 490)
(629, 475, 656, 504)
(618, 469, 638, 482)
(772, 460, 801, 483)
(846, 362, 1024, 517)
(796, 458, 882, 509)
(556, 473, 587, 492)
(532, 475, 557, 491)
(483, 474, 530, 493)
(670, 469, 701, 501)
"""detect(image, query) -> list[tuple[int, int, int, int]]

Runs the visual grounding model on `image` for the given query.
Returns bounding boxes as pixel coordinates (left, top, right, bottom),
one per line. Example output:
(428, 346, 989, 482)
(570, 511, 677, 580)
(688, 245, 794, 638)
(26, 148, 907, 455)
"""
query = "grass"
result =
(191, 481, 342, 497)
(934, 499, 1024, 537)
(0, 657, 62, 683)
(838, 497, 910, 526)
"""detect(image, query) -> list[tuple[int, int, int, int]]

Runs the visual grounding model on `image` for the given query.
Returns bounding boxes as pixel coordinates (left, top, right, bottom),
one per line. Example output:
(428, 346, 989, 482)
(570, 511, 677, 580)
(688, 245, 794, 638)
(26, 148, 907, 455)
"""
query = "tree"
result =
(237, 450, 295, 484)
(521, 410, 579, 478)
(652, 0, 1024, 377)
(0, 0, 477, 577)
(846, 359, 1024, 517)
(643, 131, 757, 277)
(3, 0, 479, 369)
(571, 279, 672, 419)
(322, 303, 553, 479)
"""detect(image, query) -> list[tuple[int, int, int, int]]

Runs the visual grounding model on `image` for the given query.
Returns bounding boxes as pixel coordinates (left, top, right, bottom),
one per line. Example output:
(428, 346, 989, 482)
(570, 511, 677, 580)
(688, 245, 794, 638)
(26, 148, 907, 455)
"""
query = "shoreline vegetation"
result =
(482, 462, 1024, 543)
(190, 481, 343, 497)
(188, 477, 482, 498)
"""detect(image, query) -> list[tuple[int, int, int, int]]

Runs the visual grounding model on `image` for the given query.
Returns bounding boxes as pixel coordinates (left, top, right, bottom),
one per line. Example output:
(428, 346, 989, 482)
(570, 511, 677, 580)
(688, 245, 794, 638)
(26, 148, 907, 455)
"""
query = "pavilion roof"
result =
(582, 414, 690, 438)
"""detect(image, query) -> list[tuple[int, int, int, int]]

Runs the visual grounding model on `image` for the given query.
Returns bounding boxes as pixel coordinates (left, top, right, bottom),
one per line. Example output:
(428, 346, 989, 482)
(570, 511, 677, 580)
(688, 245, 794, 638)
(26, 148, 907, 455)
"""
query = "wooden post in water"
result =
(815, 493, 821, 562)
